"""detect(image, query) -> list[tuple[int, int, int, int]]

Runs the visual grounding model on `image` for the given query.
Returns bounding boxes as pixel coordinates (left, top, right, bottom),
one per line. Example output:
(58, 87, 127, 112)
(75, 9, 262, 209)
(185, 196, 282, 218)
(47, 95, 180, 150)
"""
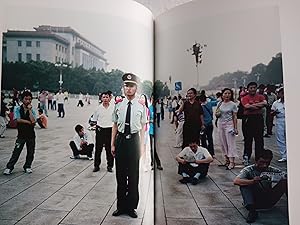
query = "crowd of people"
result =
(0, 79, 287, 223)
(163, 81, 287, 223)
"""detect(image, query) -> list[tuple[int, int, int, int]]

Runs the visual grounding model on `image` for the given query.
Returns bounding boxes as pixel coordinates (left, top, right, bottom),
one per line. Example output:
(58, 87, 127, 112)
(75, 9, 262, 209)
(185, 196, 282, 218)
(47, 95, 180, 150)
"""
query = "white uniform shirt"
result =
(112, 96, 147, 133)
(91, 103, 114, 128)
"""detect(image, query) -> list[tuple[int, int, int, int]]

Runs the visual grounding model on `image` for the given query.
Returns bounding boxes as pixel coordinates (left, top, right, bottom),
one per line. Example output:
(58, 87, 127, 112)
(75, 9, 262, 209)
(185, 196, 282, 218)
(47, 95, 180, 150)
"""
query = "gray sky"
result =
(155, 0, 282, 90)
(1, 0, 154, 82)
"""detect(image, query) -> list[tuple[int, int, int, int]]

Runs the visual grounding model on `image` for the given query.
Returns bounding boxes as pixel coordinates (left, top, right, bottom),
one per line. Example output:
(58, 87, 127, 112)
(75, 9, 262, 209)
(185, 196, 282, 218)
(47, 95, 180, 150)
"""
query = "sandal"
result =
(226, 162, 235, 170)
(224, 158, 230, 167)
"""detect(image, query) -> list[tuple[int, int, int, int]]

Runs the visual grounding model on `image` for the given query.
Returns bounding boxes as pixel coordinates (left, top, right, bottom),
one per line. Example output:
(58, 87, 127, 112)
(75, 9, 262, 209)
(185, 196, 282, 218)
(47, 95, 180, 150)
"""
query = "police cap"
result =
(122, 73, 139, 85)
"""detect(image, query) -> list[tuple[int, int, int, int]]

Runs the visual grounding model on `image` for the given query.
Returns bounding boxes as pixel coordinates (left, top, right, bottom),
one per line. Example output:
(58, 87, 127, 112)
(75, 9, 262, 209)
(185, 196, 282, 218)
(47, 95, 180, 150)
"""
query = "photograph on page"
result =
(154, 1, 288, 224)
(0, 0, 155, 224)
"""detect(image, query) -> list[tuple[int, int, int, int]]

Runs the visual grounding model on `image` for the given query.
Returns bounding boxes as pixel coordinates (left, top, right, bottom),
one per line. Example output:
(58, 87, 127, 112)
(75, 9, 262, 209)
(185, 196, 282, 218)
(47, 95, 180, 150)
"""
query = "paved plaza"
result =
(0, 98, 288, 225)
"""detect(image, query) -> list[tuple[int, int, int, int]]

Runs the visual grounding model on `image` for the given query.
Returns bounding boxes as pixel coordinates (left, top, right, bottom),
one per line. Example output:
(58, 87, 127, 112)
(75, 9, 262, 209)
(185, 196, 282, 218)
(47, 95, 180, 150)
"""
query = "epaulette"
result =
(115, 96, 123, 104)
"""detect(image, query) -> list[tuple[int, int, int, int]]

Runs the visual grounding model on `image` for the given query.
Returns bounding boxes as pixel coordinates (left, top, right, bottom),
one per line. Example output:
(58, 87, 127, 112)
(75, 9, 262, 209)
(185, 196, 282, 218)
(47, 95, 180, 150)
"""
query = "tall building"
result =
(2, 25, 108, 70)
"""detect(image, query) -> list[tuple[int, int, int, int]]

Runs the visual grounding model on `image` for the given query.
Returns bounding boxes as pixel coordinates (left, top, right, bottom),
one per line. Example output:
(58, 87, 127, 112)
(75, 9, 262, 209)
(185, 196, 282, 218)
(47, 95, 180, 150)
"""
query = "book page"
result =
(154, 0, 288, 224)
(0, 0, 154, 224)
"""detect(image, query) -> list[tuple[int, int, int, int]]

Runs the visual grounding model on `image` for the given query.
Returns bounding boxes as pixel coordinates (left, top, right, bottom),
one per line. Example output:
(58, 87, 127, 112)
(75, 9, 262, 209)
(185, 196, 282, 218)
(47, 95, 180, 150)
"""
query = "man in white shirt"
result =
(56, 89, 65, 118)
(91, 91, 115, 172)
(176, 139, 213, 185)
(69, 124, 94, 160)
(77, 92, 84, 107)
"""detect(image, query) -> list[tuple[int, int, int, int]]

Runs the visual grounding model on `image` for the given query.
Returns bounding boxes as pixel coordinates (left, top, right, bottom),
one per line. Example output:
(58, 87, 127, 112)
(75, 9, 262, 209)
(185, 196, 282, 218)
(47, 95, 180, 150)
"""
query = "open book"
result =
(0, 0, 293, 224)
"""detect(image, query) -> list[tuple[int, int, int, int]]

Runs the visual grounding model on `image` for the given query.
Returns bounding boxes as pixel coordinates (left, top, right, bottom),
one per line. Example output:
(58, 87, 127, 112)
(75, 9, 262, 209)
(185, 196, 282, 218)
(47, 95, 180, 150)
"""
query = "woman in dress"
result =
(217, 88, 238, 169)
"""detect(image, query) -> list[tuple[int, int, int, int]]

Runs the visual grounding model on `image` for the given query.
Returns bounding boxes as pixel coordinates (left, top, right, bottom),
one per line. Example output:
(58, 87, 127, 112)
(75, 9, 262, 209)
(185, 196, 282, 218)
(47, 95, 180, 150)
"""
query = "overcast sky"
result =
(155, 0, 282, 90)
(1, 0, 153, 82)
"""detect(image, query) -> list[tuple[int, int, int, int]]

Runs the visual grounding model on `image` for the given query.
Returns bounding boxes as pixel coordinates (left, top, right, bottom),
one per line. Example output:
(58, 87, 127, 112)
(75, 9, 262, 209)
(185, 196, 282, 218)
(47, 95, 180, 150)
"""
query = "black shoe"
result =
(93, 167, 100, 172)
(112, 209, 125, 217)
(157, 165, 163, 170)
(246, 210, 258, 223)
(191, 177, 199, 185)
(107, 167, 113, 172)
(127, 209, 138, 218)
(263, 134, 270, 138)
(179, 177, 190, 184)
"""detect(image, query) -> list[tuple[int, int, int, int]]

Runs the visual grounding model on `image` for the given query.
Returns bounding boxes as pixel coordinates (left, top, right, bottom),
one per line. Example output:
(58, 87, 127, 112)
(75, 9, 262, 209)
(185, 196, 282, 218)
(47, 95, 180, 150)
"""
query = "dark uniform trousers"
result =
(94, 127, 113, 168)
(115, 132, 140, 210)
(243, 115, 264, 160)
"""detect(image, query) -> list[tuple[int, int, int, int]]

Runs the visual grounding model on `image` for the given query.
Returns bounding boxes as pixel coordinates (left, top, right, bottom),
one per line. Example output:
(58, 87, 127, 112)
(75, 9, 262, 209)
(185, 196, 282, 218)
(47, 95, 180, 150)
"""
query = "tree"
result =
(141, 80, 153, 97)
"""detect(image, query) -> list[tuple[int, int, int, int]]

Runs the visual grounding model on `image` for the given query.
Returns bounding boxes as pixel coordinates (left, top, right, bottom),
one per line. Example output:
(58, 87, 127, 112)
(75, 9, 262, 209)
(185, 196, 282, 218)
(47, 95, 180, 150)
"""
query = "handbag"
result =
(215, 101, 222, 118)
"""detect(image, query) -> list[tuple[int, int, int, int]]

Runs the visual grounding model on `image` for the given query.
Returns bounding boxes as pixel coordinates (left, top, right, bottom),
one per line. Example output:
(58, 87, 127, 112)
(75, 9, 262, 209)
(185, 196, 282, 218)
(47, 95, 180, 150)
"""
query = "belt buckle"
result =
(125, 134, 131, 139)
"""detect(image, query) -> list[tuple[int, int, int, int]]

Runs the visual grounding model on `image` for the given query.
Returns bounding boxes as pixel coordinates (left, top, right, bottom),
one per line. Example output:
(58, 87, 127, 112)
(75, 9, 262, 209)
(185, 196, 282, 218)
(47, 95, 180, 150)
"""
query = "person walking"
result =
(111, 73, 147, 218)
(56, 89, 65, 118)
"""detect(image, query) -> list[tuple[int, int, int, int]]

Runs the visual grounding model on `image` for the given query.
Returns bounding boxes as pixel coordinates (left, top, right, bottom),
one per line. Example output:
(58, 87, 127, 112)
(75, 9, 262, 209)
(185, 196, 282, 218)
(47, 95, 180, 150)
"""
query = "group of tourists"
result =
(167, 81, 287, 223)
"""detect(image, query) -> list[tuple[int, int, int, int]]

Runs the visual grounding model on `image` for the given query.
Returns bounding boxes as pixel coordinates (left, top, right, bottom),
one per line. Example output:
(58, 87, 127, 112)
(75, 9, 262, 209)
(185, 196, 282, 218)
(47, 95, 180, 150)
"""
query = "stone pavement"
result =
(0, 98, 153, 225)
(0, 98, 288, 225)
(155, 115, 288, 225)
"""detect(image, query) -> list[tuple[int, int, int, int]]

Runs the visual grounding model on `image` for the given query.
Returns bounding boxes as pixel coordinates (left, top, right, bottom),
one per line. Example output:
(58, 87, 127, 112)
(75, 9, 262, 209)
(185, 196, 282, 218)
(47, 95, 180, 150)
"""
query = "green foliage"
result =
(141, 80, 153, 98)
(153, 80, 170, 99)
(203, 52, 283, 90)
(1, 61, 124, 95)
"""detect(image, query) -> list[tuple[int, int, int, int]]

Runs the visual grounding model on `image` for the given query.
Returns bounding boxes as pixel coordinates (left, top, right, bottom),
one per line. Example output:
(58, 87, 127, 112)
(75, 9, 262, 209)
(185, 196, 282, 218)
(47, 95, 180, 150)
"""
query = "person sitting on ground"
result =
(69, 124, 94, 160)
(233, 149, 287, 223)
(176, 139, 213, 185)
(37, 108, 48, 128)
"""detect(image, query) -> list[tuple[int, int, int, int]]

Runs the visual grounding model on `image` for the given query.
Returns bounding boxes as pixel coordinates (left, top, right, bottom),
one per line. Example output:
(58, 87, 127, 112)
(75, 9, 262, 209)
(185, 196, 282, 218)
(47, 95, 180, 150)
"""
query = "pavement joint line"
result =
(0, 159, 88, 207)
(207, 170, 247, 220)
(141, 172, 153, 225)
(157, 168, 167, 225)
(14, 160, 102, 224)
(57, 168, 112, 225)
(0, 158, 73, 186)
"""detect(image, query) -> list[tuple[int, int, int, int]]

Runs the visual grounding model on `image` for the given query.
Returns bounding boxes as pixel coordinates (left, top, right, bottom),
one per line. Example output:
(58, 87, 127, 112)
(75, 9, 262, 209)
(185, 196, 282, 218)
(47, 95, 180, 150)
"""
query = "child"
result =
(37, 108, 48, 128)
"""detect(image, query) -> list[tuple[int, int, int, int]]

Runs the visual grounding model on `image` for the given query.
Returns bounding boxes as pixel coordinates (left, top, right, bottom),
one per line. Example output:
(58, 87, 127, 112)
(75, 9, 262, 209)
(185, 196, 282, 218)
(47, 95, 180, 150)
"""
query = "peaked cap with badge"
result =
(122, 73, 139, 85)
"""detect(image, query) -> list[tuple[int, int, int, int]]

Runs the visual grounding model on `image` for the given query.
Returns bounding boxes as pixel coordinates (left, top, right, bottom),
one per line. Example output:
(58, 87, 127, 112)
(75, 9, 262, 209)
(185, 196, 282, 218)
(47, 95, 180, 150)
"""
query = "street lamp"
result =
(55, 62, 68, 90)
(255, 73, 261, 83)
(187, 41, 207, 90)
(242, 75, 247, 87)
(233, 78, 238, 101)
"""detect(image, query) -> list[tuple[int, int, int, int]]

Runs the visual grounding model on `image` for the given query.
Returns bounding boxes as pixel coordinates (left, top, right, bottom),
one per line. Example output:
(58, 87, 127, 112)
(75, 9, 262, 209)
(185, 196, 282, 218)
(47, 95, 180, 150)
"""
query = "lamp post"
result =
(242, 75, 247, 87)
(255, 73, 261, 83)
(187, 41, 207, 90)
(233, 78, 238, 101)
(55, 63, 68, 90)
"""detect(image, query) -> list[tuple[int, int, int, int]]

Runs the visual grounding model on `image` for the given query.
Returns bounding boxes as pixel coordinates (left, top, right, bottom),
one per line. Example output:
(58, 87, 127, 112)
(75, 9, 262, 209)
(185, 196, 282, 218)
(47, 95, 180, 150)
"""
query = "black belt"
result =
(118, 132, 138, 139)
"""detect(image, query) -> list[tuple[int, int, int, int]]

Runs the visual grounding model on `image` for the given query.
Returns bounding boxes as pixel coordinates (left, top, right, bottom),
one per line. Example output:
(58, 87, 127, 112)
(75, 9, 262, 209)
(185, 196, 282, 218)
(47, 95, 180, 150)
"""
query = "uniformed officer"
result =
(111, 73, 147, 218)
